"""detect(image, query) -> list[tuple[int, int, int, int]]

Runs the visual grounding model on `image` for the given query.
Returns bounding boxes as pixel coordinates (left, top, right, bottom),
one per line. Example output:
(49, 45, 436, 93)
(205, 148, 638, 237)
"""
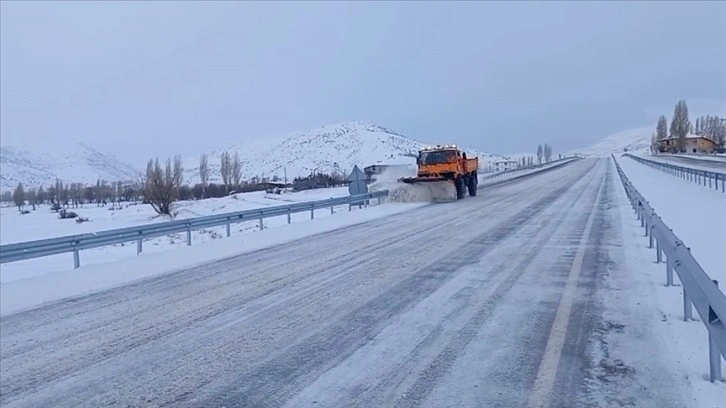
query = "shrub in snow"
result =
(59, 209, 78, 219)
(76, 217, 90, 223)
(19, 210, 30, 215)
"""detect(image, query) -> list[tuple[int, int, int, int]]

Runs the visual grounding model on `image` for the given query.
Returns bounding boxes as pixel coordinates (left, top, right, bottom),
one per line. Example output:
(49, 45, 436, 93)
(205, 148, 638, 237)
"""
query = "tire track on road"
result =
(201, 165, 599, 408)
(320, 162, 604, 408)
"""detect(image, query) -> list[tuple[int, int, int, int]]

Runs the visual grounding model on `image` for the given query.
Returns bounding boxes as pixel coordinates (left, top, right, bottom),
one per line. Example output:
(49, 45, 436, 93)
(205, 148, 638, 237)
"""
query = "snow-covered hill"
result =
(182, 120, 500, 184)
(0, 143, 141, 191)
(1, 121, 502, 191)
(567, 127, 653, 158)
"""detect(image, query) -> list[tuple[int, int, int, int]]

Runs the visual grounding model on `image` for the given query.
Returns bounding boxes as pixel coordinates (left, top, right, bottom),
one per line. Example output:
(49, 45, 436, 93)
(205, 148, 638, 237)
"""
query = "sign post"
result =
(348, 165, 368, 206)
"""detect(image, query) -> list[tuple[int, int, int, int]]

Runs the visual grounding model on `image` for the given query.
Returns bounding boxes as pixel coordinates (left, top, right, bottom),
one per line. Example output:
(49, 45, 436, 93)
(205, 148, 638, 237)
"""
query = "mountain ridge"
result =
(1, 120, 502, 191)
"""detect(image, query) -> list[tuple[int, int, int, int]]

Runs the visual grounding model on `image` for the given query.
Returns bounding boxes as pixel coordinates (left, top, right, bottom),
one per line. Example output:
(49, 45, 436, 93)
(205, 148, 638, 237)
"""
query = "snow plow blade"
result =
(391, 177, 457, 202)
(398, 176, 449, 184)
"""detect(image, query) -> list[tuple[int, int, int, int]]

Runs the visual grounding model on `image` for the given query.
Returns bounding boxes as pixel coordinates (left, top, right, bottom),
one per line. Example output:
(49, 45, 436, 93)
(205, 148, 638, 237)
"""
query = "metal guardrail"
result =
(480, 156, 580, 182)
(480, 156, 581, 183)
(0, 190, 389, 269)
(623, 153, 725, 193)
(613, 155, 725, 382)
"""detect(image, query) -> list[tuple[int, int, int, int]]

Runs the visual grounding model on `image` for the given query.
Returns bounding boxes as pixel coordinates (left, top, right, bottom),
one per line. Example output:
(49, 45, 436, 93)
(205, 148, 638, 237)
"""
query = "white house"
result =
(492, 159, 519, 172)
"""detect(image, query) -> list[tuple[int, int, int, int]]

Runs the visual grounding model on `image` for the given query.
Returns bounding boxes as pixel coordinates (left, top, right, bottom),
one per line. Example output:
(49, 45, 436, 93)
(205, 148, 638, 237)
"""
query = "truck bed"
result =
(464, 157, 479, 173)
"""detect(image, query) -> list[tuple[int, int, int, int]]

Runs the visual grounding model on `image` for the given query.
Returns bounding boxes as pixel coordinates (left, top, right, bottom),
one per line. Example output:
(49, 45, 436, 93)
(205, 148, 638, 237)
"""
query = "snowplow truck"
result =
(399, 144, 479, 200)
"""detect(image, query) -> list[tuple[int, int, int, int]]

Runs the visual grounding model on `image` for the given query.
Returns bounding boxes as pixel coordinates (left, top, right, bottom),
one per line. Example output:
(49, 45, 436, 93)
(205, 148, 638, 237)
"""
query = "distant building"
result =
(491, 159, 519, 172)
(657, 135, 716, 154)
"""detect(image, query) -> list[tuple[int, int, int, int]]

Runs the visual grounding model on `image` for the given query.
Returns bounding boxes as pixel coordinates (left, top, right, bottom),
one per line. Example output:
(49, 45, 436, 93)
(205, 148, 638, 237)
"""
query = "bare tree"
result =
(543, 143, 552, 163)
(670, 100, 690, 151)
(141, 157, 179, 215)
(656, 115, 668, 143)
(61, 184, 70, 208)
(536, 144, 543, 165)
(699, 115, 726, 148)
(199, 153, 210, 199)
(232, 151, 242, 191)
(47, 184, 57, 205)
(173, 154, 184, 199)
(37, 186, 46, 205)
(55, 179, 64, 207)
(220, 151, 232, 193)
(84, 186, 94, 204)
(13, 182, 25, 211)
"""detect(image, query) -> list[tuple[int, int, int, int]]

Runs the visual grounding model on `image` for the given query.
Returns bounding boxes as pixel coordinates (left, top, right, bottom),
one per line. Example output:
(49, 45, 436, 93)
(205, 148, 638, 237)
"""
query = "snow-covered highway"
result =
(0, 159, 695, 407)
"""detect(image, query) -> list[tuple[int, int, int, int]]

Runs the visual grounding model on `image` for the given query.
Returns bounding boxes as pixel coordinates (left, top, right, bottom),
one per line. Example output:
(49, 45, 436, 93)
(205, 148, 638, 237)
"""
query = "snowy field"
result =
(607, 158, 726, 408)
(0, 186, 355, 245)
(617, 156, 726, 282)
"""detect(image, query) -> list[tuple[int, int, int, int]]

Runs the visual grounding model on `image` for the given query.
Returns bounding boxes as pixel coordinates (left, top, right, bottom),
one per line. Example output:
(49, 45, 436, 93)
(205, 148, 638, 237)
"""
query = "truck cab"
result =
(415, 145, 474, 180)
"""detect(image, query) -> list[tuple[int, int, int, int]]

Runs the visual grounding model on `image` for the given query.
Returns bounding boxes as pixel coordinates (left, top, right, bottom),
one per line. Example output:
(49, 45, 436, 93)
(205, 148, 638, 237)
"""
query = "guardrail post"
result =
(259, 217, 264, 231)
(137, 238, 143, 254)
(710, 280, 723, 382)
(73, 248, 80, 269)
(287, 209, 291, 224)
(330, 204, 334, 215)
(683, 288, 693, 321)
(377, 195, 382, 205)
(226, 221, 231, 237)
(643, 217, 653, 237)
(666, 258, 673, 286)
(186, 227, 192, 246)
(310, 205, 315, 220)
(656, 239, 662, 263)
(648, 224, 653, 248)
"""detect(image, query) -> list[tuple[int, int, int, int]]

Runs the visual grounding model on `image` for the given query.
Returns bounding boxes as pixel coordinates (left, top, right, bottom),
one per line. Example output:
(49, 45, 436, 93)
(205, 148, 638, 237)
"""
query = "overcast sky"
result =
(2, 1, 725, 165)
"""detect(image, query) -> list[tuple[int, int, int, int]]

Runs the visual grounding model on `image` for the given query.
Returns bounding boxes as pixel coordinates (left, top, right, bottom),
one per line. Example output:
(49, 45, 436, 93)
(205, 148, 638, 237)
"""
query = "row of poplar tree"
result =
(650, 99, 725, 153)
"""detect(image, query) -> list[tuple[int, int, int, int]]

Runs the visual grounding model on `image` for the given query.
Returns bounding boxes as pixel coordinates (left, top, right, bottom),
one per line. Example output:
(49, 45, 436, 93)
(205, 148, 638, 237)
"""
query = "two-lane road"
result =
(0, 158, 687, 407)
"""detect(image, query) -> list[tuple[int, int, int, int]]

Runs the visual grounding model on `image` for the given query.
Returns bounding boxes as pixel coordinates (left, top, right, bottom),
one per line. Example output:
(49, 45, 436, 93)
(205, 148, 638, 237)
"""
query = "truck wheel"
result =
(468, 174, 477, 197)
(456, 177, 465, 199)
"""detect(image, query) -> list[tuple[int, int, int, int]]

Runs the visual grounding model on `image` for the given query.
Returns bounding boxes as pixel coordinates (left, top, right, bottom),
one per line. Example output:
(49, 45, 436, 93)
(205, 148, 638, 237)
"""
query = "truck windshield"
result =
(420, 150, 456, 165)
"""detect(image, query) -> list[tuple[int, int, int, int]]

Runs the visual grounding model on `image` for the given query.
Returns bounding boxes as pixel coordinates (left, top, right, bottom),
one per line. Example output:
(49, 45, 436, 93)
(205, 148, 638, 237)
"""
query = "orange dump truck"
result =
(399, 144, 479, 200)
